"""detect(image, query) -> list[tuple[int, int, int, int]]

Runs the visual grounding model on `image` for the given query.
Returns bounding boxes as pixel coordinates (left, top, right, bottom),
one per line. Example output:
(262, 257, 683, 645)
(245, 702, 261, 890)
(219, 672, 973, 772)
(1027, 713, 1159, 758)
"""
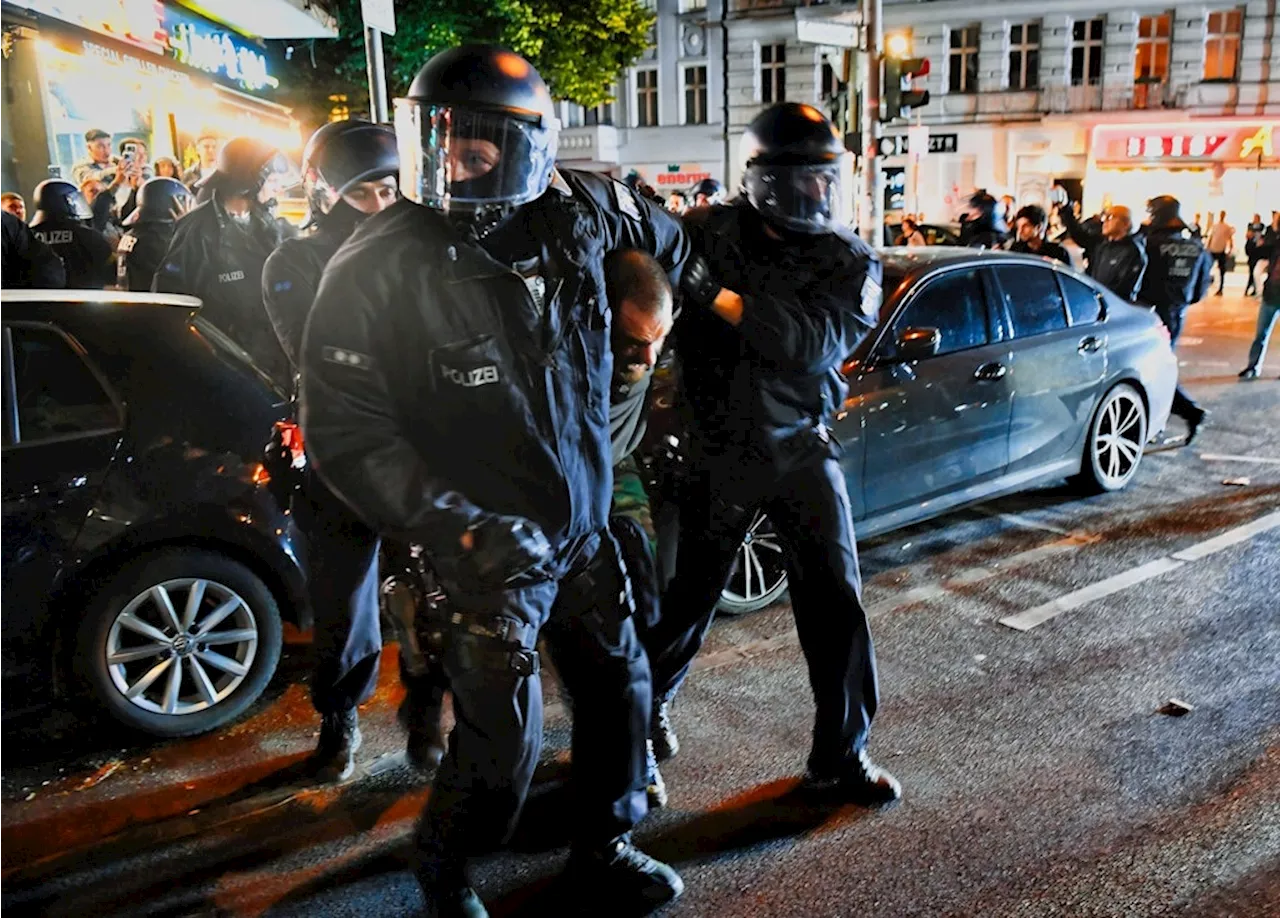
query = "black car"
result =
(1, 290, 310, 737)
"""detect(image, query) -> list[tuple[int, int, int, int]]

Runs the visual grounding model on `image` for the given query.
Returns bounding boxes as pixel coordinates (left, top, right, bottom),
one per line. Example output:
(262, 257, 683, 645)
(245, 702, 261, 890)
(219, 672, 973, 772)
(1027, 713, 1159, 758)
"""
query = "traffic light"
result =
(882, 56, 931, 122)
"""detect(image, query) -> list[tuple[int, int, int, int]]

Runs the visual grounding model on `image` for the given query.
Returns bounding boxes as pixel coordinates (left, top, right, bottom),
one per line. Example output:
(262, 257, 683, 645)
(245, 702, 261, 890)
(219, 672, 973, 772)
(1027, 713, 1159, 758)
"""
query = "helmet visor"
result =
(394, 99, 558, 212)
(742, 162, 845, 234)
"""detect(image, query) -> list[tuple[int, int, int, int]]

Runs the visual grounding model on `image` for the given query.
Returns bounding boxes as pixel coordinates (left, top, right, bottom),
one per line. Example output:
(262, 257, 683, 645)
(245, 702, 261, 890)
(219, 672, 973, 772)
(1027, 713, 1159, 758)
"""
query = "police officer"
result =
(2, 210, 65, 288)
(1056, 200, 1147, 301)
(690, 177, 726, 208)
(959, 189, 1007, 249)
(153, 137, 295, 387)
(298, 46, 689, 917)
(28, 180, 112, 288)
(261, 120, 440, 780)
(644, 102, 900, 807)
(1141, 195, 1214, 444)
(117, 177, 193, 291)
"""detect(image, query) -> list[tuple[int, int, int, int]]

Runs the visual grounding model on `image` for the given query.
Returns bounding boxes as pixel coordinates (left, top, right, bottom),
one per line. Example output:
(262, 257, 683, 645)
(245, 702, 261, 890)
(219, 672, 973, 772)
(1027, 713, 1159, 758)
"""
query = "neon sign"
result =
(169, 22, 276, 91)
(1240, 125, 1274, 159)
(1126, 134, 1228, 158)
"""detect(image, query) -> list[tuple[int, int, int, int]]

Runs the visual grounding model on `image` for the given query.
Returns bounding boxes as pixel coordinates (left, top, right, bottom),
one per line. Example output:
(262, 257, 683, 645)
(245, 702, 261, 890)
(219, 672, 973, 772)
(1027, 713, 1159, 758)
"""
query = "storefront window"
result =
(1134, 14, 1171, 83)
(1203, 9, 1242, 82)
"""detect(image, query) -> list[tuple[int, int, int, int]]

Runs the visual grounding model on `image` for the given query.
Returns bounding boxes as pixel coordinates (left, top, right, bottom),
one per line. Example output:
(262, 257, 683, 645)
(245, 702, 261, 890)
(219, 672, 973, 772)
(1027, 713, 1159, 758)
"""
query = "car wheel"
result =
(1073, 382, 1148, 494)
(717, 511, 790, 615)
(75, 549, 283, 738)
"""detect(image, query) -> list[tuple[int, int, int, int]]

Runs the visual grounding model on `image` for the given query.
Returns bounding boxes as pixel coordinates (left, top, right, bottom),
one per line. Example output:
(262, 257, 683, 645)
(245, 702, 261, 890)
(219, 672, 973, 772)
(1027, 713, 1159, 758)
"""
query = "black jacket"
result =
(1059, 207, 1148, 301)
(1009, 238, 1072, 266)
(28, 216, 113, 289)
(262, 203, 365, 370)
(678, 202, 880, 488)
(2, 211, 66, 288)
(298, 171, 688, 579)
(117, 220, 177, 291)
(1139, 223, 1214, 308)
(153, 193, 290, 386)
(960, 213, 1005, 250)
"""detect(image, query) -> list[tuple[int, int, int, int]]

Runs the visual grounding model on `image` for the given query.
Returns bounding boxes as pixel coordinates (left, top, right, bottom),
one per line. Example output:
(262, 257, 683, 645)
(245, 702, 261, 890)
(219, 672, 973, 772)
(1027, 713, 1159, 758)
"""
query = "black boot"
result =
(645, 740, 667, 810)
(801, 749, 902, 807)
(414, 856, 488, 918)
(564, 834, 683, 911)
(311, 708, 361, 782)
(1183, 407, 1209, 446)
(650, 699, 679, 762)
(401, 693, 448, 772)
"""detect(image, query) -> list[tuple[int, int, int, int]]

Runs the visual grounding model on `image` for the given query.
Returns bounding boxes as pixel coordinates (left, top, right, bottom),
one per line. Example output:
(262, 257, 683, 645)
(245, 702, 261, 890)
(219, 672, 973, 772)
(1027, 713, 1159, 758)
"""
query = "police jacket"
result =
(299, 170, 688, 578)
(1059, 207, 1147, 301)
(262, 202, 366, 370)
(960, 214, 1005, 250)
(28, 216, 113, 289)
(117, 220, 176, 292)
(1139, 223, 1214, 308)
(153, 193, 290, 386)
(2, 211, 66, 288)
(678, 202, 880, 482)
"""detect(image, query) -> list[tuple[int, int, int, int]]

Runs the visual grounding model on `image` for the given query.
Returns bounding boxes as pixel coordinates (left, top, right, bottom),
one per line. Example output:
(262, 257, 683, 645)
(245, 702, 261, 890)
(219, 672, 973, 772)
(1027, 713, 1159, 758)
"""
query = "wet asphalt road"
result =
(2, 286, 1278, 918)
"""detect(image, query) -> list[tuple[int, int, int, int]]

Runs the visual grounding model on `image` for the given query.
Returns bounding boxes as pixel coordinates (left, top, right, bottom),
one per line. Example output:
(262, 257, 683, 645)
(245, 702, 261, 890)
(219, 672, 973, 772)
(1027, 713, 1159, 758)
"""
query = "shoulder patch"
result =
(322, 346, 375, 371)
(612, 181, 643, 222)
(860, 275, 883, 320)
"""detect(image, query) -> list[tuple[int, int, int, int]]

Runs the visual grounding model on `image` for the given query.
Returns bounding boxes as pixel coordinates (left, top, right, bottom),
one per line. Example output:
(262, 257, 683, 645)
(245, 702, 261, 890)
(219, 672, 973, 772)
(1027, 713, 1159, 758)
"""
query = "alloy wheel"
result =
(720, 511, 788, 611)
(1092, 388, 1146, 489)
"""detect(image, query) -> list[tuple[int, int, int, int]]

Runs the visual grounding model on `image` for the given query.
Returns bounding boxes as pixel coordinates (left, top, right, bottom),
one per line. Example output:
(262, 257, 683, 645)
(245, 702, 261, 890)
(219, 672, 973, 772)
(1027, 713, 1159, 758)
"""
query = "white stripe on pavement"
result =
(999, 510, 1280, 631)
(1199, 453, 1280, 465)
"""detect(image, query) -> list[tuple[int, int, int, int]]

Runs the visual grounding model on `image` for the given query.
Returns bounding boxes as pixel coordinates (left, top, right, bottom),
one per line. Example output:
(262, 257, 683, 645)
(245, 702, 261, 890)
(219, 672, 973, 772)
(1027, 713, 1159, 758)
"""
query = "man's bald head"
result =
(1103, 205, 1133, 240)
(605, 249, 674, 385)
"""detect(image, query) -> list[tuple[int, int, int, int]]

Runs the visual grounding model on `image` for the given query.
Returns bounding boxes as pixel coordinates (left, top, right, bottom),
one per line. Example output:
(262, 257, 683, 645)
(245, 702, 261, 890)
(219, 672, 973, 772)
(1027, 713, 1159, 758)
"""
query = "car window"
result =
(996, 265, 1069, 338)
(6, 325, 121, 445)
(886, 268, 989, 359)
(1060, 274, 1103, 325)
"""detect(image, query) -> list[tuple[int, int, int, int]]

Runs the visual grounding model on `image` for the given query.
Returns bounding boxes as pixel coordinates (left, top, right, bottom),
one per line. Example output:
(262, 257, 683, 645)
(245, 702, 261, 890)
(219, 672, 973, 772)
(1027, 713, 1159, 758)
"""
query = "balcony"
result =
(1039, 82, 1186, 115)
(558, 125, 620, 166)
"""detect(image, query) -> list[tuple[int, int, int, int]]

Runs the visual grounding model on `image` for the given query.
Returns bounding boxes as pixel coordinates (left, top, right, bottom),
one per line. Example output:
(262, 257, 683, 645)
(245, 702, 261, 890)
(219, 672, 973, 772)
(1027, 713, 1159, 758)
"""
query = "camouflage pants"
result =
(611, 454, 655, 545)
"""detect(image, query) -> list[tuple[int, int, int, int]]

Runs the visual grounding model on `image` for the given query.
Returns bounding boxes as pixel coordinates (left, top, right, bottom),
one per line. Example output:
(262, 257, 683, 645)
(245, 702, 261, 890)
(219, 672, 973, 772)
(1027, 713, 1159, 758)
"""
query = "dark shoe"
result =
(651, 700, 679, 762)
(311, 708, 361, 782)
(645, 740, 667, 810)
(1239, 367, 1259, 379)
(414, 860, 488, 918)
(1183, 409, 1208, 446)
(802, 750, 902, 807)
(565, 835, 683, 910)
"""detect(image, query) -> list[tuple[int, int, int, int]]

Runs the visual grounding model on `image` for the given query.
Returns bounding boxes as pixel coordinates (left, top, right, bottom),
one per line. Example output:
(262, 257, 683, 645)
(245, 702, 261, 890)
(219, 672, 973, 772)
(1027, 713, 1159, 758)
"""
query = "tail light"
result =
(275, 420, 306, 469)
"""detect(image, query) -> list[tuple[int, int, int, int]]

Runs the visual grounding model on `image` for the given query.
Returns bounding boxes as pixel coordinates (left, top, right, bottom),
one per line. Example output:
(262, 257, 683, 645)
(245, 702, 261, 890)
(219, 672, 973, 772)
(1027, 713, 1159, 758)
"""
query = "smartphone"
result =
(121, 142, 138, 169)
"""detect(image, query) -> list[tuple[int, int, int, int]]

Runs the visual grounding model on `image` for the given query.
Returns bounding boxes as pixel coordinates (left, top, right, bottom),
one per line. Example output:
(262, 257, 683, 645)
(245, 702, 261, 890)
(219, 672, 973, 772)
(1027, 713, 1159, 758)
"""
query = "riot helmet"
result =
(739, 103, 847, 234)
(302, 120, 399, 220)
(1146, 195, 1185, 230)
(691, 177, 726, 206)
(31, 180, 93, 224)
(394, 45, 559, 236)
(214, 137, 297, 201)
(129, 177, 193, 224)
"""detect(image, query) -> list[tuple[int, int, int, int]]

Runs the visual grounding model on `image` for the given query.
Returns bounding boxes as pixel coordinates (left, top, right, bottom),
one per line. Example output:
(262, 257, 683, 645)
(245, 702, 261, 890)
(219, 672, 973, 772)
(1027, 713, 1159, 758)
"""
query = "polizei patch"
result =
(440, 363, 499, 388)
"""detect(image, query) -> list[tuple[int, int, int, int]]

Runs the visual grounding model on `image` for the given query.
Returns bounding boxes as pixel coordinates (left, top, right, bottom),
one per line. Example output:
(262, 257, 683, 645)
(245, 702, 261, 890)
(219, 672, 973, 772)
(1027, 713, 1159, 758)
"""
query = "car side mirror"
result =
(896, 326, 941, 360)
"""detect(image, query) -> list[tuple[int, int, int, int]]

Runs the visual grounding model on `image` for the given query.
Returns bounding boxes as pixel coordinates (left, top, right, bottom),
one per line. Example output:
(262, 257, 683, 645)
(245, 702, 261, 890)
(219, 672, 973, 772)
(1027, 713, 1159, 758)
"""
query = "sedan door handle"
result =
(1077, 335, 1103, 354)
(973, 361, 1008, 381)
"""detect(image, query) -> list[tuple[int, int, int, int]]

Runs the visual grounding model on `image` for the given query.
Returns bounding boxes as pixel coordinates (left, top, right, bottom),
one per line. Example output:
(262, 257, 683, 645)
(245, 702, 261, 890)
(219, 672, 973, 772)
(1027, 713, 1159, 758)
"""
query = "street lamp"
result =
(886, 32, 910, 58)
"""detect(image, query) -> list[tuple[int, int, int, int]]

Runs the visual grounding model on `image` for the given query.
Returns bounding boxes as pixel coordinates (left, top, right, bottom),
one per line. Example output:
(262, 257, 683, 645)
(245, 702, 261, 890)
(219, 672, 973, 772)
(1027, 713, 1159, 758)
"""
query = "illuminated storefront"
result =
(2, 0, 318, 198)
(1084, 121, 1280, 224)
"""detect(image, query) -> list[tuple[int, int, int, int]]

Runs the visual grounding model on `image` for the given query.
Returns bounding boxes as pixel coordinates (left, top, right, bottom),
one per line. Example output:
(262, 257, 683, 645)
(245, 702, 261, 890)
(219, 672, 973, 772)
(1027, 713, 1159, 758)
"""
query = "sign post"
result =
(361, 0, 395, 123)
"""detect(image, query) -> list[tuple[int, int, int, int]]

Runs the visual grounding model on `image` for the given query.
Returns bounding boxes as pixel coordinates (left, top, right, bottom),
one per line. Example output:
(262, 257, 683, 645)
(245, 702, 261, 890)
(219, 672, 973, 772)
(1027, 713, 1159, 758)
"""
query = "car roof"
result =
(880, 246, 1075, 279)
(1, 289, 201, 308)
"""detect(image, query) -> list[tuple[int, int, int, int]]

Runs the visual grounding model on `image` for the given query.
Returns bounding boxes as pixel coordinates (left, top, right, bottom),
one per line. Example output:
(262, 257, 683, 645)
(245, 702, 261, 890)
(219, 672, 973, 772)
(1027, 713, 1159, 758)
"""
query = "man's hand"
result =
(458, 515, 553, 588)
(680, 252, 722, 308)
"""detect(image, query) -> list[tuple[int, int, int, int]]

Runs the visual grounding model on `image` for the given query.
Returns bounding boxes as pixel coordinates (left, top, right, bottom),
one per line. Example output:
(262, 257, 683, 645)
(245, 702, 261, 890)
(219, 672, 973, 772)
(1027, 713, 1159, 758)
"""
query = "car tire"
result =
(74, 549, 283, 738)
(1072, 382, 1148, 495)
(717, 511, 790, 616)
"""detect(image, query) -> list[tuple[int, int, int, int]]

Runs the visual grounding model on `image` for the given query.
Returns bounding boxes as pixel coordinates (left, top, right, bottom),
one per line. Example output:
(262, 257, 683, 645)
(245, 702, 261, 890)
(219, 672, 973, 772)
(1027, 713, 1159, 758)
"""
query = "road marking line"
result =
(974, 507, 1073, 535)
(999, 510, 1280, 631)
(1200, 453, 1280, 465)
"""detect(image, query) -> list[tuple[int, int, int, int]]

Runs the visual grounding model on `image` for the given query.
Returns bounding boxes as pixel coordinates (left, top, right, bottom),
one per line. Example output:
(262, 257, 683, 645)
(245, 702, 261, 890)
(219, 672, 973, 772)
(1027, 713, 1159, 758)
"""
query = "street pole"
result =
(860, 0, 883, 245)
(364, 26, 389, 123)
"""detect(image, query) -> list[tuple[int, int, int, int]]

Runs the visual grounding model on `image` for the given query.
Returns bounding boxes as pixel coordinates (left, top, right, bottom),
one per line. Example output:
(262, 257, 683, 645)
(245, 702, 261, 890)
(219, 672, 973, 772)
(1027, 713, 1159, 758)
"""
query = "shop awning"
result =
(175, 0, 337, 39)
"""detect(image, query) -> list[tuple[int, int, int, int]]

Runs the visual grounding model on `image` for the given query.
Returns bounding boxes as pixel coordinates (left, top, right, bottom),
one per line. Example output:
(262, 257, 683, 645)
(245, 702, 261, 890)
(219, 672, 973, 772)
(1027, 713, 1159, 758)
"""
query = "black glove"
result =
(680, 252, 722, 308)
(460, 515, 553, 588)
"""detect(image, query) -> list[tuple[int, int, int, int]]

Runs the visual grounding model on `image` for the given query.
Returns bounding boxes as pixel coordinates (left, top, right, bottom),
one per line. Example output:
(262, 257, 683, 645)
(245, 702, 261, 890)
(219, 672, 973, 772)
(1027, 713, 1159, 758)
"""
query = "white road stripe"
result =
(1000, 511, 1280, 631)
(1199, 453, 1280, 465)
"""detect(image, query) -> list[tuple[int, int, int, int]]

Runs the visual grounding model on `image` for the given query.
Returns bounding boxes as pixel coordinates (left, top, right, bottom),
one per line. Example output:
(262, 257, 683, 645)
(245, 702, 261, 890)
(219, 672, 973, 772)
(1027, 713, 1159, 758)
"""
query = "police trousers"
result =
(298, 475, 383, 715)
(645, 456, 880, 775)
(1153, 303, 1203, 420)
(415, 530, 650, 861)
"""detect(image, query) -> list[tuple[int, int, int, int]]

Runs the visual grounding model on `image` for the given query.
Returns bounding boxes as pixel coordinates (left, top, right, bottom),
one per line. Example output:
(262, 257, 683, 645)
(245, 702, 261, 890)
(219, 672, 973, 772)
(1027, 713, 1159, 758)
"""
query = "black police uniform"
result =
(2, 211, 66, 288)
(153, 194, 291, 386)
(262, 200, 383, 719)
(646, 199, 884, 780)
(117, 223, 174, 291)
(28, 181, 113, 289)
(299, 172, 687, 859)
(1140, 220, 1214, 424)
(1059, 207, 1147, 301)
